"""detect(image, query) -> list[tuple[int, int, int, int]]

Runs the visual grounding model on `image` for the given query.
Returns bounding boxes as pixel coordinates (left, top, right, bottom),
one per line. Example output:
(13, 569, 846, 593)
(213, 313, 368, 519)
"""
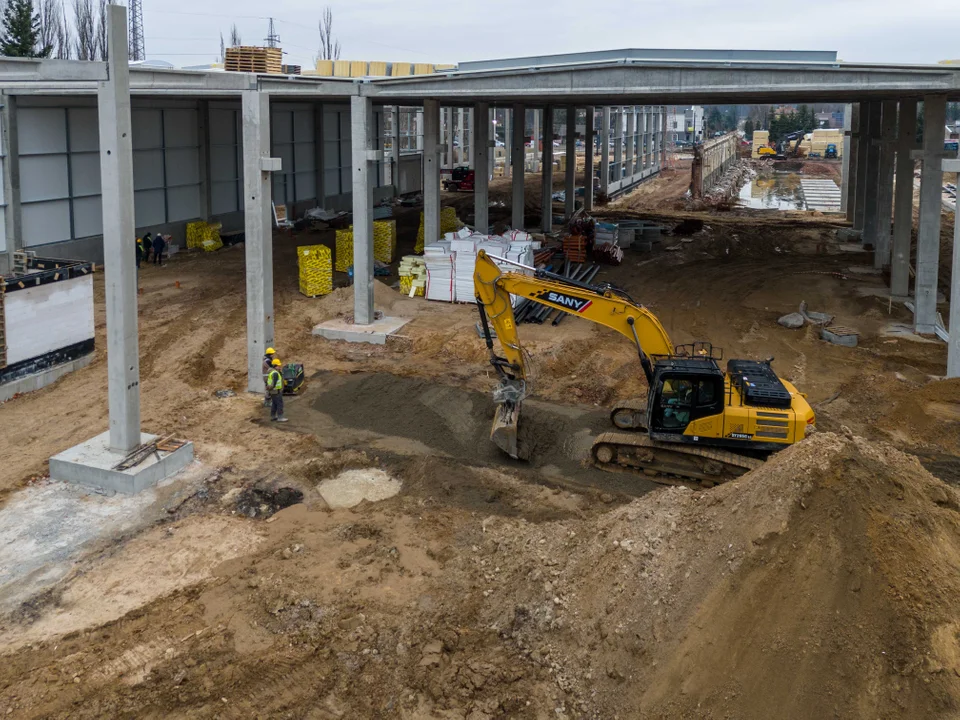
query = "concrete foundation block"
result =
(836, 228, 862, 242)
(0, 353, 94, 404)
(821, 326, 859, 347)
(312, 315, 412, 345)
(49, 431, 195, 495)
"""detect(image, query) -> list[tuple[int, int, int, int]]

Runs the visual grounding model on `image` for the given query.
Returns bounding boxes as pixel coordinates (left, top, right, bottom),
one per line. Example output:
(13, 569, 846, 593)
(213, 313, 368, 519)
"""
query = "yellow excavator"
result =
(473, 250, 816, 487)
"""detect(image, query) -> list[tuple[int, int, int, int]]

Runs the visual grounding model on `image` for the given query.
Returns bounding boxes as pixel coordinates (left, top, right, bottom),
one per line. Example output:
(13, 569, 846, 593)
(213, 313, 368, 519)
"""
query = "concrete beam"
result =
(423, 99, 441, 247)
(474, 101, 490, 232)
(861, 102, 882, 247)
(97, 4, 139, 453)
(890, 99, 917, 300)
(874, 100, 897, 268)
(565, 106, 576, 218)
(362, 62, 960, 105)
(242, 90, 274, 393)
(351, 95, 375, 325)
(512, 104, 525, 229)
(584, 106, 594, 212)
(600, 107, 610, 195)
(541, 106, 554, 232)
(915, 94, 948, 334)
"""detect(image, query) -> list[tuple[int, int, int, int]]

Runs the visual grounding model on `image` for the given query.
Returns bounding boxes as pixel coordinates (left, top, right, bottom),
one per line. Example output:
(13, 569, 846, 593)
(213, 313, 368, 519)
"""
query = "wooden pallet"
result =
(225, 46, 283, 74)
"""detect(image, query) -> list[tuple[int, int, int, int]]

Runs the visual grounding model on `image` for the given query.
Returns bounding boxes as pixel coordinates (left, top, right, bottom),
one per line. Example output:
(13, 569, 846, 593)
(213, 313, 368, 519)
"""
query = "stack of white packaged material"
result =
(424, 240, 455, 302)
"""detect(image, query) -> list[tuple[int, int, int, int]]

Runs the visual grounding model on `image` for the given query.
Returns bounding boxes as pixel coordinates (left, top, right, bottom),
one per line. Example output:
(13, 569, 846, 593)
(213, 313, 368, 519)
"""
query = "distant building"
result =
(665, 106, 704, 144)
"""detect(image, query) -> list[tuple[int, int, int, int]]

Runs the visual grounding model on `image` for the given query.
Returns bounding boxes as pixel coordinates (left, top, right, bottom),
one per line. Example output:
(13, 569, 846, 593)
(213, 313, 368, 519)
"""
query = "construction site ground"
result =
(3, 159, 960, 718)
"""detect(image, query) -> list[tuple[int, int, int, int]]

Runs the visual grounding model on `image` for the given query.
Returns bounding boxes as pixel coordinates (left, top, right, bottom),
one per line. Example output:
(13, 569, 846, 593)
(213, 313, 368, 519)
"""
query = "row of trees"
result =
(1, 0, 110, 60)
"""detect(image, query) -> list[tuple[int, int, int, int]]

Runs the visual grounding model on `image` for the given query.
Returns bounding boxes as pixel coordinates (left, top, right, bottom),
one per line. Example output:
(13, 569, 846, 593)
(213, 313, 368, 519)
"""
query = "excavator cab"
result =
(648, 361, 725, 438)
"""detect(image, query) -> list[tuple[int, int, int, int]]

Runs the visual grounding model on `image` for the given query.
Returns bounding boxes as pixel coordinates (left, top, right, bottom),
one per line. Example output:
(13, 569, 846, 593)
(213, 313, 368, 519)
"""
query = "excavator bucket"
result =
(490, 401, 521, 460)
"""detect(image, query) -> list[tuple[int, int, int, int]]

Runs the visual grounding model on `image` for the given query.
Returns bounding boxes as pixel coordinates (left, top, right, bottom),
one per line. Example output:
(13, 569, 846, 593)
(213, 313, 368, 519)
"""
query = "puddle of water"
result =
(738, 172, 804, 210)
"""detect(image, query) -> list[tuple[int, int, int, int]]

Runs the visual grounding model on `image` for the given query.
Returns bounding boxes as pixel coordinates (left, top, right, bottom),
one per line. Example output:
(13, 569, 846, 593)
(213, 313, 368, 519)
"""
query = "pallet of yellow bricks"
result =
(298, 244, 333, 297)
(334, 220, 397, 272)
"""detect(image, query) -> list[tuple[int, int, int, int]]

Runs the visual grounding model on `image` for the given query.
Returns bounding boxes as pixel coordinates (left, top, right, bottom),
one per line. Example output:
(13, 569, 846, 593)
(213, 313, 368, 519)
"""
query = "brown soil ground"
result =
(2, 161, 960, 718)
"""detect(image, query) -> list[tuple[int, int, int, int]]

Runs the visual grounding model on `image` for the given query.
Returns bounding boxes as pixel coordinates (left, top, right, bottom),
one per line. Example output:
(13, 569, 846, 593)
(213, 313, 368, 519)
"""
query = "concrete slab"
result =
(0, 353, 94, 404)
(821, 326, 859, 347)
(837, 242, 869, 253)
(49, 431, 194, 495)
(880, 323, 940, 343)
(312, 315, 411, 345)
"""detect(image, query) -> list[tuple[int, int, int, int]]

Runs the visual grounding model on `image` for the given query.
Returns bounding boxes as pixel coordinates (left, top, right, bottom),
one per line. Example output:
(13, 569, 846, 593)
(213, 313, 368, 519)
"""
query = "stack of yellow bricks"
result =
(298, 244, 333, 297)
(807, 129, 844, 159)
(751, 130, 770, 159)
(415, 207, 461, 253)
(185, 221, 223, 252)
(398, 255, 426, 297)
(334, 220, 397, 272)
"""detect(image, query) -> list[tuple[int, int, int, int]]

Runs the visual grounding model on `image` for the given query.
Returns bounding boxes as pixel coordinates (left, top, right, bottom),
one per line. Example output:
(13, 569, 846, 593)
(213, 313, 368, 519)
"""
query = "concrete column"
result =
(467, 108, 474, 168)
(614, 108, 623, 183)
(457, 108, 464, 165)
(97, 4, 139, 452)
(661, 107, 668, 166)
(861, 102, 883, 247)
(474, 101, 490, 233)
(891, 100, 917, 300)
(624, 107, 635, 178)
(945, 155, 960, 376)
(423, 99, 441, 249)
(511, 104, 525, 229)
(350, 95, 375, 325)
(488, 107, 495, 182)
(541, 105, 554, 232)
(198, 99, 212, 221)
(504, 109, 512, 179)
(1, 92, 21, 275)
(565, 106, 576, 218)
(390, 106, 401, 190)
(532, 109, 540, 173)
(874, 100, 898, 269)
(242, 90, 274, 394)
(915, 95, 948, 334)
(584, 107, 595, 212)
(853, 103, 870, 232)
(600, 107, 610, 195)
(445, 107, 454, 169)
(840, 104, 853, 216)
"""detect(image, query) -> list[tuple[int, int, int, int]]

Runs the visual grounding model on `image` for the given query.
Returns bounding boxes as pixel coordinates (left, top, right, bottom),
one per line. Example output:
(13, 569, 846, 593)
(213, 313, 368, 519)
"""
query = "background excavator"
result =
(473, 250, 816, 487)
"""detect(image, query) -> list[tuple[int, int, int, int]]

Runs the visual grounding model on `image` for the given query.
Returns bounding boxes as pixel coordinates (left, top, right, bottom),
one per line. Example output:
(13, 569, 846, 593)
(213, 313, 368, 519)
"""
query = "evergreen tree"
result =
(0, 0, 49, 57)
(744, 119, 755, 139)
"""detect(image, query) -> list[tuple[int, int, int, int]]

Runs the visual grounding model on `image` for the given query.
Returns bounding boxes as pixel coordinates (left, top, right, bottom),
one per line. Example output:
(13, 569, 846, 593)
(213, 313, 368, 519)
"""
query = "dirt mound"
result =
(469, 432, 960, 718)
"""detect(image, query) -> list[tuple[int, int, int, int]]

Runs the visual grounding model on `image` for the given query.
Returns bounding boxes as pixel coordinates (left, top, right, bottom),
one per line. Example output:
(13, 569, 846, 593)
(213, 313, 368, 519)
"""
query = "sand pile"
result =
(471, 431, 960, 718)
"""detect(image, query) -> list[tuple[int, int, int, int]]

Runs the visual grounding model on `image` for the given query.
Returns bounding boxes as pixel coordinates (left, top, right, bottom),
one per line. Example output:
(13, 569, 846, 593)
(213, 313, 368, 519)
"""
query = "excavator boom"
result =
(474, 249, 674, 457)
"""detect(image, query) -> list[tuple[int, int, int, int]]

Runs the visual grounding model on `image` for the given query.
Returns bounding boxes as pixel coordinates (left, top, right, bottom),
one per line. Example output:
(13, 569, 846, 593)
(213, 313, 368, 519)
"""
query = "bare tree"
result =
(317, 6, 340, 61)
(94, 0, 106, 60)
(228, 23, 240, 47)
(72, 0, 95, 60)
(219, 31, 224, 62)
(37, 0, 65, 58)
(55, 0, 72, 58)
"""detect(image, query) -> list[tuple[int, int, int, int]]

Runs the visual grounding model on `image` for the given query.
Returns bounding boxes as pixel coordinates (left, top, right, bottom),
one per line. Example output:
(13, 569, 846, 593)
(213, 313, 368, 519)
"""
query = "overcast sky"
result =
(142, 0, 960, 69)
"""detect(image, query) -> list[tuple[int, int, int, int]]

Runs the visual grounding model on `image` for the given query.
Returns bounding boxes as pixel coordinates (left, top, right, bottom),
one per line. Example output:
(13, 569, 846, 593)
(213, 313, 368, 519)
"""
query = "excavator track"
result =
(610, 398, 648, 430)
(591, 432, 764, 489)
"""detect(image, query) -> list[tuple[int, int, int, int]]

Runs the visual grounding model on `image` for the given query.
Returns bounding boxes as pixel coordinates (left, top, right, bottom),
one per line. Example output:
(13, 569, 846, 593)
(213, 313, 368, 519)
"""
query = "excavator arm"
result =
(474, 249, 675, 458)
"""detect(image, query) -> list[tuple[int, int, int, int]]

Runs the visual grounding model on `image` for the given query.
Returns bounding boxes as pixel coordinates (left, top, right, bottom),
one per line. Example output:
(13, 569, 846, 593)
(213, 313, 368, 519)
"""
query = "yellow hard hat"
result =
(265, 347, 276, 355)
(271, 358, 282, 367)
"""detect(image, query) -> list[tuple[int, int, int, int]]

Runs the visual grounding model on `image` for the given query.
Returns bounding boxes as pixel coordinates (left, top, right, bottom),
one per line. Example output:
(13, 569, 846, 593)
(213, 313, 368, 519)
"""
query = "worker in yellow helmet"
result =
(262, 347, 278, 406)
(266, 358, 287, 422)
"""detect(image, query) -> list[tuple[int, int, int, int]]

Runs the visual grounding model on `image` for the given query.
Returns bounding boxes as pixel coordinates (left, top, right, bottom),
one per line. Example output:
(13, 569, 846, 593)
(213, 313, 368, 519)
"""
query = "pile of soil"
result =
(464, 431, 960, 717)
